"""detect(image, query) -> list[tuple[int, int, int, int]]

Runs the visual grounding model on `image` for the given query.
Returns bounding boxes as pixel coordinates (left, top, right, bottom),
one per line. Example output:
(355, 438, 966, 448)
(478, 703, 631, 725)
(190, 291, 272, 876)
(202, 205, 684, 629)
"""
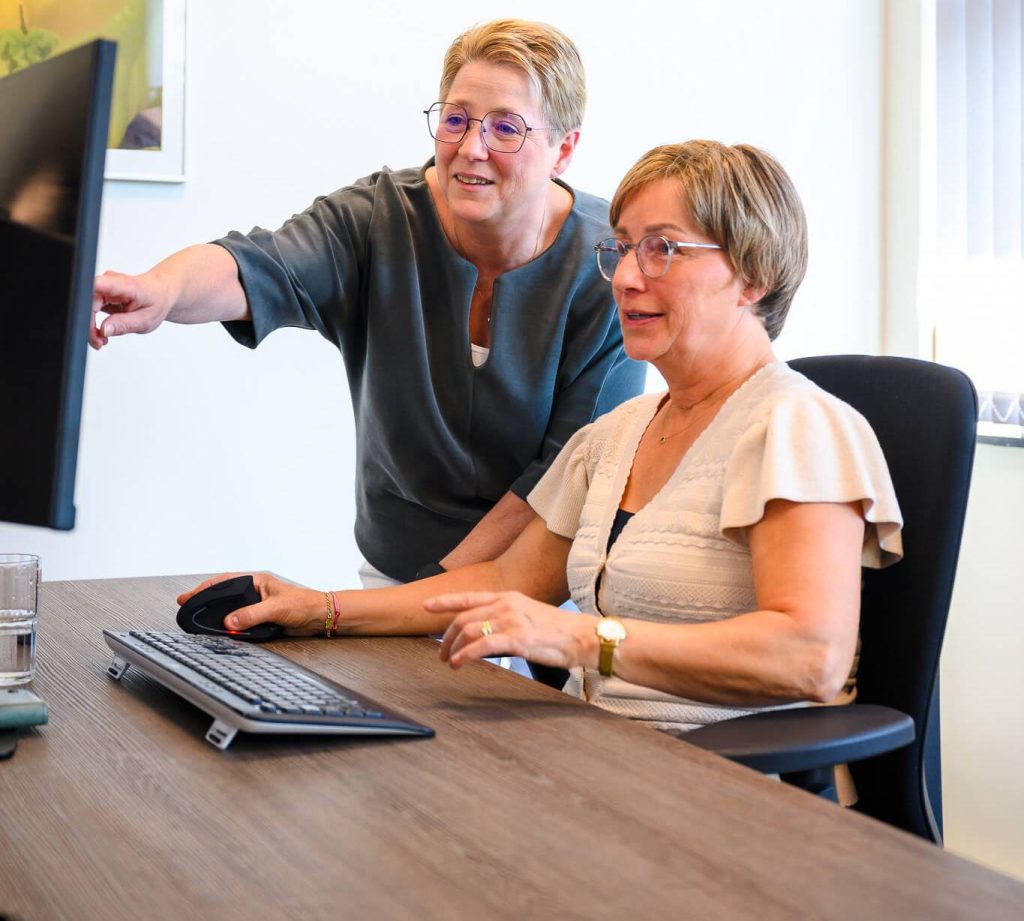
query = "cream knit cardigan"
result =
(528, 362, 904, 731)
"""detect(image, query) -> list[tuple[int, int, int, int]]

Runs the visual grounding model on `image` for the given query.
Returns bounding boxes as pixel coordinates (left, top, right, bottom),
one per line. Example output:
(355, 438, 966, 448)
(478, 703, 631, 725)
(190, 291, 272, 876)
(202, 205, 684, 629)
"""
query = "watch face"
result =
(597, 618, 627, 642)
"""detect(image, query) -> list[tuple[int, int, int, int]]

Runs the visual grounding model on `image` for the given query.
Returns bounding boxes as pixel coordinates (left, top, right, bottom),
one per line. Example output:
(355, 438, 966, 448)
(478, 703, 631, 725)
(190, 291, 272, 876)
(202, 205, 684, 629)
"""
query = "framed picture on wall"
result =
(105, 0, 186, 182)
(0, 0, 187, 183)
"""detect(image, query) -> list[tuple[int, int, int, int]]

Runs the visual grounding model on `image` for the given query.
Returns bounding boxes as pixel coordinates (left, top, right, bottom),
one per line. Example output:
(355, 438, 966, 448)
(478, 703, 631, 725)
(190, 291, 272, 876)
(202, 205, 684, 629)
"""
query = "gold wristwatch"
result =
(595, 617, 627, 678)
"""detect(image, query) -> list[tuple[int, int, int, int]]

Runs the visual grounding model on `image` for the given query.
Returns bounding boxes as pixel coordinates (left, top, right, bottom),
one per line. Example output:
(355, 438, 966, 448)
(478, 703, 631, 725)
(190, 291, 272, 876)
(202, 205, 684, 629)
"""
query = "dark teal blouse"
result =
(216, 162, 644, 581)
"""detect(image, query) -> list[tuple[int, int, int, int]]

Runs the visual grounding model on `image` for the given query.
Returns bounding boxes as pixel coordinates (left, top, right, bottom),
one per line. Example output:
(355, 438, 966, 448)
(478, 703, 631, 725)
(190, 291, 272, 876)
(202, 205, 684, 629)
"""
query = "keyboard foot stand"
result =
(109, 653, 238, 749)
(206, 720, 238, 750)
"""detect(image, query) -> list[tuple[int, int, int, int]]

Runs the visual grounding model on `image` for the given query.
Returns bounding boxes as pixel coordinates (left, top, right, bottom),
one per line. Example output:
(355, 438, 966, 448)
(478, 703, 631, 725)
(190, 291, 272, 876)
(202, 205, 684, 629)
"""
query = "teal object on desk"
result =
(0, 688, 48, 729)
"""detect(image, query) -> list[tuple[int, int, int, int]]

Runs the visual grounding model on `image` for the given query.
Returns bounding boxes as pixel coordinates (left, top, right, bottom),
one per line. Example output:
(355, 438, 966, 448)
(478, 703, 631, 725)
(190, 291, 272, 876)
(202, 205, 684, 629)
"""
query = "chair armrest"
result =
(683, 704, 915, 774)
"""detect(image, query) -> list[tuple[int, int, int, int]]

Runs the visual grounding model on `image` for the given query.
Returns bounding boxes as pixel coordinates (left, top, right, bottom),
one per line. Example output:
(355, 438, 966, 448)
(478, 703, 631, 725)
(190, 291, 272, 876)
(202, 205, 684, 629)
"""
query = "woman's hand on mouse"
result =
(177, 572, 326, 635)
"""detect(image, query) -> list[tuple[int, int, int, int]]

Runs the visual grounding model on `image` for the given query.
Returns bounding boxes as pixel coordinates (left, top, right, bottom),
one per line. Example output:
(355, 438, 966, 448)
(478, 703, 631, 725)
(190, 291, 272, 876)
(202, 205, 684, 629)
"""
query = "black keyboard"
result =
(103, 630, 434, 749)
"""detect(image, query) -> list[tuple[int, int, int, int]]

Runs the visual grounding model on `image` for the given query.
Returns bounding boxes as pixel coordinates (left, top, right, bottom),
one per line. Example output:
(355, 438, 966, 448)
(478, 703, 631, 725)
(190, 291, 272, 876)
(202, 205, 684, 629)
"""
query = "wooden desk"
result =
(1, 576, 1021, 919)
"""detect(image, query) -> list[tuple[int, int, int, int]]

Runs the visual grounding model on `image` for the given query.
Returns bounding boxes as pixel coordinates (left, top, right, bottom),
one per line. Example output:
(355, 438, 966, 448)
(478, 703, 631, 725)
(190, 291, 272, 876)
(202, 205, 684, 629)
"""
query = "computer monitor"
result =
(0, 40, 116, 530)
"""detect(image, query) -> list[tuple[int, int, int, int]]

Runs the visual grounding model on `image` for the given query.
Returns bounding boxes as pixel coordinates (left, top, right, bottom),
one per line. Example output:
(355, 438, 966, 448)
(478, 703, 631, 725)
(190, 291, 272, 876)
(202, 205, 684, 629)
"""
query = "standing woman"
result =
(92, 20, 644, 585)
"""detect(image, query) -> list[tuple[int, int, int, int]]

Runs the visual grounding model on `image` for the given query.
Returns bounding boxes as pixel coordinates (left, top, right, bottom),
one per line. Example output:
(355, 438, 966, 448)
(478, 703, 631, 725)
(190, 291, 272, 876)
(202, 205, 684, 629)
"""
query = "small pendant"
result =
(658, 435, 666, 445)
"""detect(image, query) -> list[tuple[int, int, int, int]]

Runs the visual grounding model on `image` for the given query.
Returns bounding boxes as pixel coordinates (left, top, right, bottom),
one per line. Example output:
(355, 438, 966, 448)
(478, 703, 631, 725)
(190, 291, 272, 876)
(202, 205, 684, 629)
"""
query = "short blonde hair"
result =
(610, 140, 808, 340)
(439, 19, 585, 139)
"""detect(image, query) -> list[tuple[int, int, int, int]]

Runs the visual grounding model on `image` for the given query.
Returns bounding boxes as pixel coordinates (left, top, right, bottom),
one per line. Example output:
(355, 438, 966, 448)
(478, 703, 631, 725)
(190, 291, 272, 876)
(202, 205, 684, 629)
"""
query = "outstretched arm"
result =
(91, 243, 248, 349)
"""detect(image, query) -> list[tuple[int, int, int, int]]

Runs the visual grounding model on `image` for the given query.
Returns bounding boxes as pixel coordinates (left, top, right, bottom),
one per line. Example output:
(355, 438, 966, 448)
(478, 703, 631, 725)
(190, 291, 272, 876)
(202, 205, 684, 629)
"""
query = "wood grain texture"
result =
(0, 576, 1020, 919)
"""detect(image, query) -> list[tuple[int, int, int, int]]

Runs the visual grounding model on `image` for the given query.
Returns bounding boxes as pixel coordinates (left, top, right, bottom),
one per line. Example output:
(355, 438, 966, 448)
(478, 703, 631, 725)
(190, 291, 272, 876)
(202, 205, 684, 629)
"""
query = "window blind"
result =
(934, 0, 1024, 441)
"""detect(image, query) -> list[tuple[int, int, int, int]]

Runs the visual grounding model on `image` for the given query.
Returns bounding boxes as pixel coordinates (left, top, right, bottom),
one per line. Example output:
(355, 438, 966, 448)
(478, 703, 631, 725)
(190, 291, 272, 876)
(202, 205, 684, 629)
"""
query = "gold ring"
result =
(480, 620, 494, 637)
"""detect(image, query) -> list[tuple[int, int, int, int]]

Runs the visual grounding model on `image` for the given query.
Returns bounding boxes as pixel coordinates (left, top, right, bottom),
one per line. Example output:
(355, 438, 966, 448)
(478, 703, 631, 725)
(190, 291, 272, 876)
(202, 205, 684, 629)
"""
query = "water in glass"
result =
(0, 609, 36, 685)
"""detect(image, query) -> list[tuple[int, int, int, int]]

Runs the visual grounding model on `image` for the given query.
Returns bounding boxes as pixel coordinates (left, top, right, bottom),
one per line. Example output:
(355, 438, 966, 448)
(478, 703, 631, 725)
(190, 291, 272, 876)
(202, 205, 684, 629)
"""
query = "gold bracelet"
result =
(324, 591, 334, 638)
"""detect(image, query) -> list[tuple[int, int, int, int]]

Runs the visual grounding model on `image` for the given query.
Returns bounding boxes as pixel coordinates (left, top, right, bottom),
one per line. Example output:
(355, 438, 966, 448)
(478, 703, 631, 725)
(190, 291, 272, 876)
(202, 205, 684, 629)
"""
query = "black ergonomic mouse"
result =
(176, 575, 283, 642)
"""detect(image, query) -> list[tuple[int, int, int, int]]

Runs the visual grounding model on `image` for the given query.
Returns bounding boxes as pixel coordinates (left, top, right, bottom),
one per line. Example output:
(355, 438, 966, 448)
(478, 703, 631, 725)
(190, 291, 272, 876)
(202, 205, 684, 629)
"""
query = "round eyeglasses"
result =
(594, 235, 723, 281)
(424, 102, 546, 153)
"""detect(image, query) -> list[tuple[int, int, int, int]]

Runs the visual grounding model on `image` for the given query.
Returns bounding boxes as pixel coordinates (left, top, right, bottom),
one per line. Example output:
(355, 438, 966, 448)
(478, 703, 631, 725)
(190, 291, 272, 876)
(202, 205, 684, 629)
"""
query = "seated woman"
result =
(179, 140, 903, 736)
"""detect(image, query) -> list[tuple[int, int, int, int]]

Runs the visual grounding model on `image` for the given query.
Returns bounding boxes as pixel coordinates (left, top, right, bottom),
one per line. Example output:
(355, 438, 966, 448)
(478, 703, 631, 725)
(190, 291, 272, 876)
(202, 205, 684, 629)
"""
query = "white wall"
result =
(0, 0, 883, 588)
(941, 446, 1024, 880)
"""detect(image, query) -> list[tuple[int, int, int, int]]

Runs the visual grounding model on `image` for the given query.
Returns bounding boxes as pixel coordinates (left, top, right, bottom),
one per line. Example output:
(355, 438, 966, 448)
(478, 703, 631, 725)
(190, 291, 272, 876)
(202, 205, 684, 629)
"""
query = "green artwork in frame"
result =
(0, 0, 186, 182)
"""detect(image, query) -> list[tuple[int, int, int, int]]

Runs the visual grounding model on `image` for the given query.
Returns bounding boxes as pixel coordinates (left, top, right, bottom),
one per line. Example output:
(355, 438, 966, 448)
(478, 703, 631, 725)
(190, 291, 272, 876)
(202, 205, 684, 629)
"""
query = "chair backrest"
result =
(789, 355, 977, 841)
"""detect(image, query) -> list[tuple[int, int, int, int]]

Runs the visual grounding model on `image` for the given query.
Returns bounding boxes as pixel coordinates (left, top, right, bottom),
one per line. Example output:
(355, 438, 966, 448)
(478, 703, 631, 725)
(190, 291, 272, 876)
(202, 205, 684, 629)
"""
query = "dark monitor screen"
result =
(0, 41, 115, 530)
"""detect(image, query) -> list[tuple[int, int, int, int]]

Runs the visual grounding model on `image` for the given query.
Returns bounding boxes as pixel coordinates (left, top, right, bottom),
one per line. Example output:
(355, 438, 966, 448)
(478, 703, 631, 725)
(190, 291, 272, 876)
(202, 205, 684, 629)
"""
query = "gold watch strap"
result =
(595, 618, 626, 678)
(598, 639, 616, 678)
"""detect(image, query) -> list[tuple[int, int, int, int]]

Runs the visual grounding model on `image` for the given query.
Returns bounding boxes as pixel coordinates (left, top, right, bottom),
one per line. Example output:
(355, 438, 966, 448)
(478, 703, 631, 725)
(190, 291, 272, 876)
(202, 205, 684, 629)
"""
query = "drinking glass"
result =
(0, 554, 40, 686)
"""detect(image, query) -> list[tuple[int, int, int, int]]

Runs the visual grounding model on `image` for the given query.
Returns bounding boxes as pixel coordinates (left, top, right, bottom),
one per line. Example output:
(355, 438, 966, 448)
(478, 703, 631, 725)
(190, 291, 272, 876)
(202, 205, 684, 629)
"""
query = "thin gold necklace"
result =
(472, 280, 489, 321)
(657, 407, 691, 445)
(454, 196, 549, 319)
(656, 398, 712, 445)
(655, 365, 767, 444)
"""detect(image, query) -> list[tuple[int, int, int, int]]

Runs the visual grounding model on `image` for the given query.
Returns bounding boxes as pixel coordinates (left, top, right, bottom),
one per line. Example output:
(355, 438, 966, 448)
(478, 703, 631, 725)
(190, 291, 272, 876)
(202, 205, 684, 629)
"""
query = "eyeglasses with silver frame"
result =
(424, 102, 546, 153)
(594, 235, 723, 281)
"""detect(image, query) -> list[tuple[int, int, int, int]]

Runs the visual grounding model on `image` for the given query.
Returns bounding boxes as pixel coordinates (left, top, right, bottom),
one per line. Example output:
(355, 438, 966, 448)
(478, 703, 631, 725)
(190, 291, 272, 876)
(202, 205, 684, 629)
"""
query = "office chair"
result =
(685, 355, 977, 844)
